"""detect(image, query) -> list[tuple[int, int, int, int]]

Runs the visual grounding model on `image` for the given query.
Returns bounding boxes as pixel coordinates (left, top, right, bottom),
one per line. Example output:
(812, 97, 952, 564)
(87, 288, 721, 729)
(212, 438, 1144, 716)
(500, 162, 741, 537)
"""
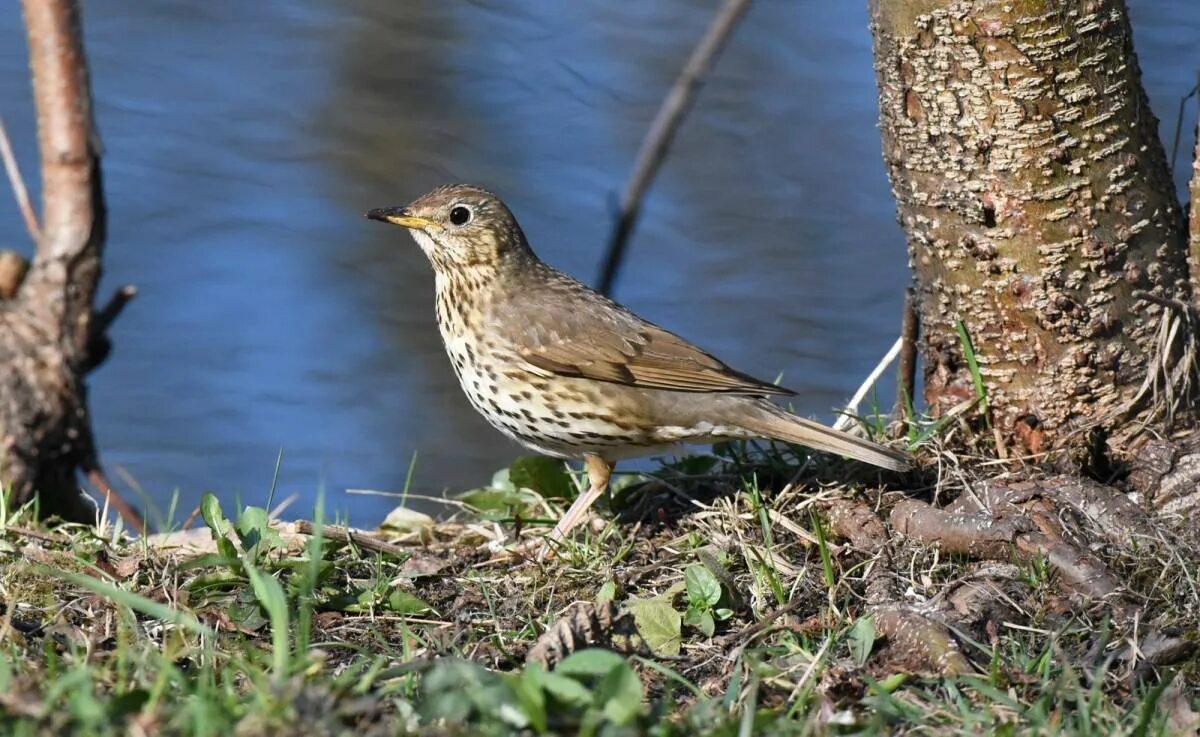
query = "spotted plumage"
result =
(367, 185, 911, 552)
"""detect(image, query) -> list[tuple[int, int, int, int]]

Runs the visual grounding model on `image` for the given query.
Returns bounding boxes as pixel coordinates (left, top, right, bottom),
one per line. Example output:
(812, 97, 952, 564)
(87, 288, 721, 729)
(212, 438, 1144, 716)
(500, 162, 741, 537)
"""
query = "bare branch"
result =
(92, 284, 136, 336)
(0, 118, 39, 240)
(596, 0, 752, 295)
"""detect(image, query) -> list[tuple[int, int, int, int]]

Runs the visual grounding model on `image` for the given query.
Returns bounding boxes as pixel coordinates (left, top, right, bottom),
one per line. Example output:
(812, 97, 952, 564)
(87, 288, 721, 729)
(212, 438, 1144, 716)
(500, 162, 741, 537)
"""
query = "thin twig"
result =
(1170, 75, 1199, 174)
(0, 118, 39, 240)
(1, 525, 67, 545)
(294, 519, 409, 558)
(92, 284, 137, 336)
(833, 337, 903, 432)
(596, 0, 752, 295)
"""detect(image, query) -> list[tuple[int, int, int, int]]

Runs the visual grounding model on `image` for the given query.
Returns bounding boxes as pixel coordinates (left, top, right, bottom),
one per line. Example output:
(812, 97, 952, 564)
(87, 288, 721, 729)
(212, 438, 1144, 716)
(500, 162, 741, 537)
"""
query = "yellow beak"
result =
(365, 207, 441, 231)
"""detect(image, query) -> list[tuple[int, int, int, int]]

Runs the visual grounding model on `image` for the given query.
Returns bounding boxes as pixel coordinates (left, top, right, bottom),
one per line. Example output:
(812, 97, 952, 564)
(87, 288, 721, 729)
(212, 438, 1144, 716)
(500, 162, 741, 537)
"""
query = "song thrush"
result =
(367, 185, 910, 550)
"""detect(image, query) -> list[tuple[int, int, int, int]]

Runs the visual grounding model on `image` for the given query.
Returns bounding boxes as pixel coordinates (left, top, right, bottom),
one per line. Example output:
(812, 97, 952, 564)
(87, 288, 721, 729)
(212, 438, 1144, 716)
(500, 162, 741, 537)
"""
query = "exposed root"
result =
(890, 500, 1034, 558)
(890, 498, 1125, 606)
(948, 476, 1155, 546)
(1126, 433, 1200, 514)
(873, 607, 973, 677)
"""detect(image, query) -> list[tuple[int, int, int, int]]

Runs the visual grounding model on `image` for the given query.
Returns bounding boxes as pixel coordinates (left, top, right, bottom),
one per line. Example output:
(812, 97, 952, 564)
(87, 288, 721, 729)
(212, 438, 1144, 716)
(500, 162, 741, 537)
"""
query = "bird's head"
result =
(366, 184, 531, 271)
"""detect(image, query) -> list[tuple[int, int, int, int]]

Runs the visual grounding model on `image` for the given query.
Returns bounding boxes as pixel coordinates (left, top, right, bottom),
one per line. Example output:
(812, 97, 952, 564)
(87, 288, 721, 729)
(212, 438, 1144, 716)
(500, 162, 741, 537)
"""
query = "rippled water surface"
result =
(0, 1, 1195, 524)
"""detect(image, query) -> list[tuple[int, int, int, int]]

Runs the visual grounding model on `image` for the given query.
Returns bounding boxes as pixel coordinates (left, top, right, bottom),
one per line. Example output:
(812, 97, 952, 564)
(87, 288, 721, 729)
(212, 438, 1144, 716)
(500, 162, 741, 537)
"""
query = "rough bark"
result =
(869, 0, 1192, 450)
(0, 0, 132, 523)
(1191, 113, 1200, 291)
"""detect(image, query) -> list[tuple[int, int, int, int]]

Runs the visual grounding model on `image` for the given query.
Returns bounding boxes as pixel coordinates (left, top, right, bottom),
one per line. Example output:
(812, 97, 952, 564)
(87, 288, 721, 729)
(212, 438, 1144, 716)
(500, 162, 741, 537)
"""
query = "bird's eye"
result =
(449, 205, 472, 226)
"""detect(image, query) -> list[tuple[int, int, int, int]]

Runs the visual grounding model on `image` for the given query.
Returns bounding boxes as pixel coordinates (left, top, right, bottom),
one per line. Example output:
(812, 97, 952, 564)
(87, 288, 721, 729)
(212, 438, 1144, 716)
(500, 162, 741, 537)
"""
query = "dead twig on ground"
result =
(294, 520, 408, 558)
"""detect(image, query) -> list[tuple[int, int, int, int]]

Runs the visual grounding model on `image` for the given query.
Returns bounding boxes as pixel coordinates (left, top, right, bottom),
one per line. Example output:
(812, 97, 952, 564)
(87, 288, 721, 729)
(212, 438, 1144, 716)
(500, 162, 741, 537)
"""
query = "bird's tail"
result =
(738, 402, 912, 472)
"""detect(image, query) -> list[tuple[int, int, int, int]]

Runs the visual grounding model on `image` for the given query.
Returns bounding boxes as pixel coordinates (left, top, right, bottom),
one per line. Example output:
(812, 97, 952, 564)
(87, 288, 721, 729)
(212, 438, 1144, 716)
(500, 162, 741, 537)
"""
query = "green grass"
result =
(0, 451, 1196, 736)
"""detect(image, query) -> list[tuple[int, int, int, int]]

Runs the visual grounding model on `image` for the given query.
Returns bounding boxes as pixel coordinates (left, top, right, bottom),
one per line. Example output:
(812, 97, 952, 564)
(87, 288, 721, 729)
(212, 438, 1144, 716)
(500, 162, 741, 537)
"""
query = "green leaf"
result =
(811, 509, 836, 589)
(236, 505, 281, 558)
(556, 648, 628, 677)
(176, 554, 243, 573)
(199, 493, 240, 559)
(539, 671, 593, 705)
(508, 456, 575, 499)
(216, 536, 240, 561)
(199, 492, 228, 535)
(628, 598, 682, 656)
(596, 579, 617, 603)
(514, 664, 548, 733)
(490, 466, 516, 492)
(684, 564, 721, 608)
(847, 614, 876, 666)
(595, 659, 643, 725)
(226, 590, 269, 632)
(698, 611, 715, 638)
(458, 487, 532, 513)
(243, 558, 290, 677)
(684, 607, 716, 637)
(386, 589, 433, 615)
(955, 320, 990, 421)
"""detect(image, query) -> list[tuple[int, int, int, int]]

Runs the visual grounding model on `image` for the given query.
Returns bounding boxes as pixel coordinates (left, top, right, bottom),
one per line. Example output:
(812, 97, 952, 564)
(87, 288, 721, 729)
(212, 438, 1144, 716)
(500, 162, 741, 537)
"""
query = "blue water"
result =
(0, 1, 1195, 525)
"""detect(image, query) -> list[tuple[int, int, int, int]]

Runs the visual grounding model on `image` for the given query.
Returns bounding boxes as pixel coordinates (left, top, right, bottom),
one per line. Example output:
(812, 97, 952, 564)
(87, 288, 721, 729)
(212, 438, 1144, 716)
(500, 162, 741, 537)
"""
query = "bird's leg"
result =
(539, 455, 613, 557)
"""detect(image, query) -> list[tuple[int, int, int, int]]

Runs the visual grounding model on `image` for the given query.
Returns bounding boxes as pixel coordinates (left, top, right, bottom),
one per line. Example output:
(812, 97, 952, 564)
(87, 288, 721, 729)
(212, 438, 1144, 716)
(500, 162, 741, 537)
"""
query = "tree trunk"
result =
(869, 0, 1193, 452)
(0, 0, 137, 525)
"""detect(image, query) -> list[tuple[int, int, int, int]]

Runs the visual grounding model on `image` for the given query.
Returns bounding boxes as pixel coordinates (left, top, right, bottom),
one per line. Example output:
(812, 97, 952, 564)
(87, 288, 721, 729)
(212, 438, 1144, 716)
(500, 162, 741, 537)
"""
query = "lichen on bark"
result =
(869, 0, 1191, 448)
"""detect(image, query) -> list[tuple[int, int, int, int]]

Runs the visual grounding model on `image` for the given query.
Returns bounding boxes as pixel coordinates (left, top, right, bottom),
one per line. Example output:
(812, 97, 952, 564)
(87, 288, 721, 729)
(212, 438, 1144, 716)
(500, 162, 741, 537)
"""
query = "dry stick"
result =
(293, 519, 409, 558)
(2, 525, 67, 545)
(595, 0, 752, 295)
(1169, 76, 1199, 174)
(833, 337, 902, 432)
(92, 285, 137, 336)
(0, 118, 39, 240)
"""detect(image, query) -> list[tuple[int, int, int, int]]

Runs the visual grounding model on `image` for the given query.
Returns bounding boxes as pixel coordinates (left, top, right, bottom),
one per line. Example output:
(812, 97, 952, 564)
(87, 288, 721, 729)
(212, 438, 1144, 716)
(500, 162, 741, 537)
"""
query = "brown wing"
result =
(497, 268, 794, 397)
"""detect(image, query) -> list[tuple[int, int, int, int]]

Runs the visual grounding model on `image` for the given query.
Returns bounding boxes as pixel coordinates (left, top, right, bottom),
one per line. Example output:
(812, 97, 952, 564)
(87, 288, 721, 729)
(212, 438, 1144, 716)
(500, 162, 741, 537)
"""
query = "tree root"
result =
(815, 456, 1200, 681)
(823, 498, 976, 676)
(873, 607, 973, 676)
(890, 499, 1125, 606)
